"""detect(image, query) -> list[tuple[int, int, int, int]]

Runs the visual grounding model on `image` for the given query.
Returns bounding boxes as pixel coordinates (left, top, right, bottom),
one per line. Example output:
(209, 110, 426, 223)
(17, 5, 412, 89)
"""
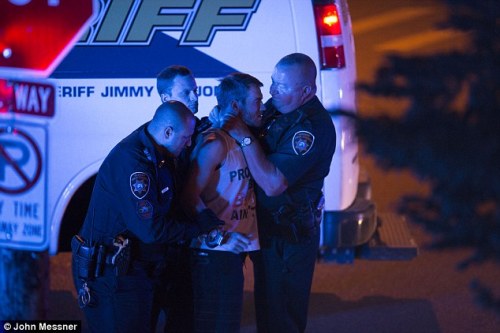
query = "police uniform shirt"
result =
(257, 96, 336, 214)
(80, 123, 198, 261)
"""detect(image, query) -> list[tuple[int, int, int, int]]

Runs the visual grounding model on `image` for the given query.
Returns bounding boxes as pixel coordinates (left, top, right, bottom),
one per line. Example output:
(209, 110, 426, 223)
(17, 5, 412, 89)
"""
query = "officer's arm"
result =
(108, 158, 199, 244)
(182, 133, 226, 218)
(240, 137, 288, 196)
(226, 117, 288, 196)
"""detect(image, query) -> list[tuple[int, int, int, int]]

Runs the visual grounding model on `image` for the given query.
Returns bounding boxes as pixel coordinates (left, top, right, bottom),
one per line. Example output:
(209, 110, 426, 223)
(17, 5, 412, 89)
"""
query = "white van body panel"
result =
(21, 0, 357, 254)
(49, 159, 103, 254)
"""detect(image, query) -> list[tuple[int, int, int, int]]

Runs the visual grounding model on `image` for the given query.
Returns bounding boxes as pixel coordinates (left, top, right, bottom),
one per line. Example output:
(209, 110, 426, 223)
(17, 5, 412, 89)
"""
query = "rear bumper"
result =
(322, 197, 377, 249)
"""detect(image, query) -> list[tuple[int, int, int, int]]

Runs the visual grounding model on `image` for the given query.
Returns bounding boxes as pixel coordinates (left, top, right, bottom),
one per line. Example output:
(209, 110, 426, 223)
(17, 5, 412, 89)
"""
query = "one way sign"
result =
(0, 78, 55, 118)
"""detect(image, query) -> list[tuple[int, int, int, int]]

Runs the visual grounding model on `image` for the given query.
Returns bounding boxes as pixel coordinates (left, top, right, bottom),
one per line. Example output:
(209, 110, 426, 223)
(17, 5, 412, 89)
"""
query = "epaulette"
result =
(143, 147, 152, 161)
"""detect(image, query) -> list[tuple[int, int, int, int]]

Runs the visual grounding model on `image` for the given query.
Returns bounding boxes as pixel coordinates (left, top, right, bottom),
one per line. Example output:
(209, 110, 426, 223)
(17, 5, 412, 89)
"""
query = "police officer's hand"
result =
(220, 232, 251, 254)
(222, 115, 249, 142)
(210, 106, 239, 129)
(208, 105, 222, 127)
(196, 208, 225, 234)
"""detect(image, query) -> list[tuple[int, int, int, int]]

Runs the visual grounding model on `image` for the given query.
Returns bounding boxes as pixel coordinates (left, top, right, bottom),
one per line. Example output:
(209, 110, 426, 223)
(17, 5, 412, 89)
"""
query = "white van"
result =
(1, 0, 414, 260)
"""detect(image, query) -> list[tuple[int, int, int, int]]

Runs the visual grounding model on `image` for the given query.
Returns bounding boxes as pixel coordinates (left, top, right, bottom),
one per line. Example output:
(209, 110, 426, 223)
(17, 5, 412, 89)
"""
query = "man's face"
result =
(169, 75, 199, 114)
(269, 64, 305, 114)
(240, 85, 264, 128)
(169, 117, 196, 157)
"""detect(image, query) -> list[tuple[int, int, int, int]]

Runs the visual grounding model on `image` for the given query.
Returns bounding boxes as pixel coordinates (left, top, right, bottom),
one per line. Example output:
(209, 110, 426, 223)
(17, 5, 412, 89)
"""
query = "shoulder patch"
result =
(292, 131, 315, 155)
(130, 172, 150, 199)
(136, 200, 153, 220)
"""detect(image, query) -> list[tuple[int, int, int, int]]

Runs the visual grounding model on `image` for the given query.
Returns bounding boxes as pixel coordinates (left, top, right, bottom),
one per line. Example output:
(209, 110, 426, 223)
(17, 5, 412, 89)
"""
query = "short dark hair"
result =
(215, 73, 263, 109)
(156, 65, 193, 96)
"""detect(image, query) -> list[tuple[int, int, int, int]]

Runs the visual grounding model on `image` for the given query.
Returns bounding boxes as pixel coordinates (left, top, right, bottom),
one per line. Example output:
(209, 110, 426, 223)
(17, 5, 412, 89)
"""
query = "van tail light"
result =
(314, 3, 346, 69)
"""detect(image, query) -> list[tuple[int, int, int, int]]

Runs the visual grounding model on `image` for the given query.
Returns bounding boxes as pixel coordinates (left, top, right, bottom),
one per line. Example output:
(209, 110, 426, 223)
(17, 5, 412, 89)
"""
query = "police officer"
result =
(71, 101, 223, 333)
(156, 65, 211, 139)
(223, 53, 336, 332)
(154, 65, 212, 332)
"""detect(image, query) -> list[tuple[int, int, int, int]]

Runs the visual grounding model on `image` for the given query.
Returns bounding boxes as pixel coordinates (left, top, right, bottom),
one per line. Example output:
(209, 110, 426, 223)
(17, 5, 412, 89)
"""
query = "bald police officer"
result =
(224, 53, 336, 333)
(72, 101, 223, 333)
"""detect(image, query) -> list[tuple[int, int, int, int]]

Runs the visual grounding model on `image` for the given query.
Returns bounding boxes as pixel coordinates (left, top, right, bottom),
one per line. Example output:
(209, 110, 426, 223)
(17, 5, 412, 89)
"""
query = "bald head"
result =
(149, 100, 193, 131)
(276, 53, 317, 90)
(148, 100, 196, 156)
(270, 53, 318, 114)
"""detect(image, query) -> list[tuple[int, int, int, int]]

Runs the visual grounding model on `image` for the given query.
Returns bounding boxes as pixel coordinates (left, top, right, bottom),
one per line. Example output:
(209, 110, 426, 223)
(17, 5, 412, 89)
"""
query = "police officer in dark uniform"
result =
(71, 101, 223, 333)
(154, 65, 212, 332)
(223, 53, 336, 333)
(156, 65, 212, 146)
(156, 65, 212, 190)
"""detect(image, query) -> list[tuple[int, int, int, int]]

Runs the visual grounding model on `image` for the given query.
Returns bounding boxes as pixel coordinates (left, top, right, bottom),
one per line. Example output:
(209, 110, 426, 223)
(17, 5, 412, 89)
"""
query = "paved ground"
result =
(49, 219, 500, 333)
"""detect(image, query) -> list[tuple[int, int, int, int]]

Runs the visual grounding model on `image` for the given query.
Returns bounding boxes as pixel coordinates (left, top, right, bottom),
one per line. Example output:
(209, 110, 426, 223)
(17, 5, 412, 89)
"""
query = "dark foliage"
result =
(356, 0, 499, 314)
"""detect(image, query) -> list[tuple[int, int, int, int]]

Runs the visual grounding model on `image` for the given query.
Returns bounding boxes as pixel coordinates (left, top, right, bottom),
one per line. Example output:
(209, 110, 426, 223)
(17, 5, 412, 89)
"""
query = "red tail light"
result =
(314, 3, 346, 69)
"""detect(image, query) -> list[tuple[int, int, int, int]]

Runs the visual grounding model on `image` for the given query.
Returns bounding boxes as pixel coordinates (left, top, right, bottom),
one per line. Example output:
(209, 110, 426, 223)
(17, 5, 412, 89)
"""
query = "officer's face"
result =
(170, 118, 196, 157)
(169, 75, 199, 114)
(240, 85, 264, 128)
(270, 64, 307, 114)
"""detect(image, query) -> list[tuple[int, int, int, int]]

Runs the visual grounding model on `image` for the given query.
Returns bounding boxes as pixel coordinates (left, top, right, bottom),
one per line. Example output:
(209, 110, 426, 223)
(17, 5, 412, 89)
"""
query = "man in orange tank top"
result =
(183, 72, 264, 333)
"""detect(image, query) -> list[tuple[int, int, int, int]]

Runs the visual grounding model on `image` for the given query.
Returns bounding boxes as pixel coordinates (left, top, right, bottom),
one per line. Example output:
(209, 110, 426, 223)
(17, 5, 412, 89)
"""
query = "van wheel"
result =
(57, 175, 96, 252)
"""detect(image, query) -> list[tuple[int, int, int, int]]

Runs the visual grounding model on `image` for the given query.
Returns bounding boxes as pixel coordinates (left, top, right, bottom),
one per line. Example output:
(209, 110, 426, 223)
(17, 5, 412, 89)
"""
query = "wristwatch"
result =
(239, 136, 253, 148)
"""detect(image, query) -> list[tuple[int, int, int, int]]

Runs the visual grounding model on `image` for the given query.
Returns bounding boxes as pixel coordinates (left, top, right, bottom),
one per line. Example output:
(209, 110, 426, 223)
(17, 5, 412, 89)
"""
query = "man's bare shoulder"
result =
(193, 129, 227, 162)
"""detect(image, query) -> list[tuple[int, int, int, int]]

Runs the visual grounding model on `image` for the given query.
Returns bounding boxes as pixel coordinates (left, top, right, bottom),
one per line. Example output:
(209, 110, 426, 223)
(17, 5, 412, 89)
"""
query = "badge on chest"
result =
(293, 131, 315, 155)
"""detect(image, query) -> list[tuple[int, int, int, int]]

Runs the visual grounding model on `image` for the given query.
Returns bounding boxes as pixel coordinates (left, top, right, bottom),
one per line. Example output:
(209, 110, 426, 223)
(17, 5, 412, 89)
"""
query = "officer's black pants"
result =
(152, 246, 194, 333)
(71, 255, 176, 333)
(78, 266, 155, 333)
(253, 231, 320, 333)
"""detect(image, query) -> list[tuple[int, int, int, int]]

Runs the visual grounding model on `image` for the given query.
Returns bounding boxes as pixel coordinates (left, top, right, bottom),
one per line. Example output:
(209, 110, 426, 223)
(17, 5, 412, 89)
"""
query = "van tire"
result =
(57, 175, 96, 252)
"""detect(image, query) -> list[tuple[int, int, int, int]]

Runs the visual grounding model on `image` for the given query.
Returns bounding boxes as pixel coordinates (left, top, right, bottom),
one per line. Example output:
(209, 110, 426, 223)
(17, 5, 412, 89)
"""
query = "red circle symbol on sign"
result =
(0, 127, 42, 194)
(0, 0, 95, 77)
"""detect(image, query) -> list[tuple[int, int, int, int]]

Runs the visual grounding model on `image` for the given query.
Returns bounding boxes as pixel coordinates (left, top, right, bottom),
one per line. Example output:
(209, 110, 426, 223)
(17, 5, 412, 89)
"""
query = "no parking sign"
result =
(0, 121, 48, 250)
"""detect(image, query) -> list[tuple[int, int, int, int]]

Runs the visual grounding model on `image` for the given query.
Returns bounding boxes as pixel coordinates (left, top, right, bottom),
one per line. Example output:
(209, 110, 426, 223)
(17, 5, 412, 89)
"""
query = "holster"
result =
(71, 235, 96, 281)
(71, 235, 131, 279)
(271, 197, 323, 243)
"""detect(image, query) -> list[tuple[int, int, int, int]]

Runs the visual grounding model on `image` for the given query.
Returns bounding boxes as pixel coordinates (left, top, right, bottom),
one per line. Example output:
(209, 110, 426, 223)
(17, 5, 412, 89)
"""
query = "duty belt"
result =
(72, 235, 131, 280)
(269, 198, 323, 243)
